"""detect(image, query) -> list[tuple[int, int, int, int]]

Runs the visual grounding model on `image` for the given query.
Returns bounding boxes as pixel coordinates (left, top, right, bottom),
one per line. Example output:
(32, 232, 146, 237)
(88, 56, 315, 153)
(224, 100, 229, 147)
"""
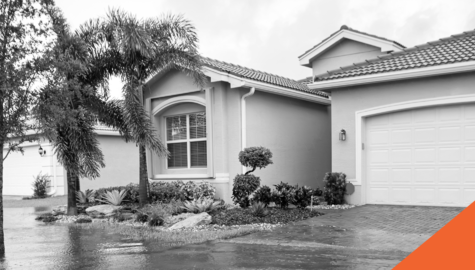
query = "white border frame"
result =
(151, 94, 215, 179)
(355, 94, 475, 204)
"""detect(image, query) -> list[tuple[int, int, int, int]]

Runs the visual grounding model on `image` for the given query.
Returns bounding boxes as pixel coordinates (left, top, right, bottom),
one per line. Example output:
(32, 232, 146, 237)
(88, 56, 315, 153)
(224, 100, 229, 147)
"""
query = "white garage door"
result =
(3, 145, 52, 196)
(366, 103, 475, 206)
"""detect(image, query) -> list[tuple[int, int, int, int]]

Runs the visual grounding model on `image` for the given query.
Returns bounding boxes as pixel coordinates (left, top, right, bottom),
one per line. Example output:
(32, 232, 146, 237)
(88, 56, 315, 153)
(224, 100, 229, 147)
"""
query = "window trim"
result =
(165, 112, 207, 169)
(150, 92, 214, 179)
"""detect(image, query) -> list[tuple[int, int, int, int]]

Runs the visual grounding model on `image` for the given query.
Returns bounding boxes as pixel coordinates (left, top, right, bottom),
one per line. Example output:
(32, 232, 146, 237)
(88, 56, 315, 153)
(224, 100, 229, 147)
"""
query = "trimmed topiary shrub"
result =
(238, 147, 273, 175)
(323, 172, 347, 205)
(232, 146, 273, 208)
(232, 174, 260, 208)
(252, 185, 272, 207)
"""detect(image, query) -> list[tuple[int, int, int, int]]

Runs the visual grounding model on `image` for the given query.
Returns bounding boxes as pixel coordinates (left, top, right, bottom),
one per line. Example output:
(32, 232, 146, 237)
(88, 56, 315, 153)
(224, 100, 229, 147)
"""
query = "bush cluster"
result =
(211, 208, 324, 226)
(92, 181, 216, 204)
(323, 172, 347, 205)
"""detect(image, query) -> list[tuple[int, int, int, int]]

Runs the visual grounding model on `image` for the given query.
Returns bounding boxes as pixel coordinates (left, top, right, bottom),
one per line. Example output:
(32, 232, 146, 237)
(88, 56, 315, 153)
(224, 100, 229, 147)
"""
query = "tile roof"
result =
(315, 29, 475, 81)
(299, 25, 405, 58)
(297, 76, 314, 85)
(201, 57, 329, 98)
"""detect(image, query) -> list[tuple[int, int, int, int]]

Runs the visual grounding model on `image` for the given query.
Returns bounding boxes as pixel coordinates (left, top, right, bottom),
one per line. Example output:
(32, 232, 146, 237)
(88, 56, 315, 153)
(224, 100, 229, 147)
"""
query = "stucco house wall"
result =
(143, 68, 331, 202)
(330, 71, 475, 204)
(311, 39, 383, 76)
(246, 91, 331, 189)
(81, 135, 139, 191)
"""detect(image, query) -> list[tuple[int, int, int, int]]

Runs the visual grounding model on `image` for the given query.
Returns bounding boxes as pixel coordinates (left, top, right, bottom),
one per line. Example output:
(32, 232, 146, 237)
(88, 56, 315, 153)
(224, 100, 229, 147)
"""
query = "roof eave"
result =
(203, 66, 331, 105)
(308, 61, 475, 91)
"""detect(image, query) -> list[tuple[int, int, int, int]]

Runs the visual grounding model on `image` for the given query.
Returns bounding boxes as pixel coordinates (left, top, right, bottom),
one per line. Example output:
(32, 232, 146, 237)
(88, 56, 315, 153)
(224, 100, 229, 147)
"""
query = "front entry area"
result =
(365, 103, 475, 206)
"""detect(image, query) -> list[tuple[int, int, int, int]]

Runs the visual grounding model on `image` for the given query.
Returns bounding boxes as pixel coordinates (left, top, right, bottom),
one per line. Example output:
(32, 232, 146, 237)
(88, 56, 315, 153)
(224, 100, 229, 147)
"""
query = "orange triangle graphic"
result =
(394, 203, 475, 269)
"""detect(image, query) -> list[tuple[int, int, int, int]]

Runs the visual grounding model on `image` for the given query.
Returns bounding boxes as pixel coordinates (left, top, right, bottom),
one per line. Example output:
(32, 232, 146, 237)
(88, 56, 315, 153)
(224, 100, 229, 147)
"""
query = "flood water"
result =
(0, 207, 407, 269)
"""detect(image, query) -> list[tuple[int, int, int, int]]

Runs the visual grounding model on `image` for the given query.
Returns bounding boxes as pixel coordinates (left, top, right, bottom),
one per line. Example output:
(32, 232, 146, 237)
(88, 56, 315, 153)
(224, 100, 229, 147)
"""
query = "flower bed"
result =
(211, 208, 324, 226)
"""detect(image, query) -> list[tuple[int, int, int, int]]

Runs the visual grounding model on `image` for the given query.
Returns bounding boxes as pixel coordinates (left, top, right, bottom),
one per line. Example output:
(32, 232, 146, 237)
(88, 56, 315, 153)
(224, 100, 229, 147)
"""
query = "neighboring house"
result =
(2, 126, 138, 196)
(305, 25, 475, 207)
(142, 57, 331, 201)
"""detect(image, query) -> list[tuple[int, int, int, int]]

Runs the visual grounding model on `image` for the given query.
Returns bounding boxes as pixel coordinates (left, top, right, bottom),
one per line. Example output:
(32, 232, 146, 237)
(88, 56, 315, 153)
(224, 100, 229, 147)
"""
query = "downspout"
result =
(241, 87, 255, 174)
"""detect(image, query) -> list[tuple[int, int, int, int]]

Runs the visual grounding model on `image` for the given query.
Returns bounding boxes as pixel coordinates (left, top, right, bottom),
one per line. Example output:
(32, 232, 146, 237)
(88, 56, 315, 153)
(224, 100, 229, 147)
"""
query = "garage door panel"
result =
(439, 126, 461, 142)
(415, 128, 437, 143)
(414, 148, 437, 163)
(465, 147, 475, 162)
(463, 189, 475, 205)
(414, 188, 437, 204)
(438, 189, 461, 205)
(391, 129, 412, 144)
(414, 168, 436, 183)
(465, 126, 475, 141)
(392, 168, 412, 183)
(366, 103, 475, 207)
(391, 188, 412, 203)
(391, 149, 412, 163)
(438, 147, 461, 162)
(464, 168, 475, 182)
(368, 187, 390, 204)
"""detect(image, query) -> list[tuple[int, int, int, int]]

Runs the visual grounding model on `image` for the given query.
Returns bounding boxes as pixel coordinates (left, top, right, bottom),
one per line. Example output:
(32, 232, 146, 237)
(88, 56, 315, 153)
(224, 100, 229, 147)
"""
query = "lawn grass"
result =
(74, 222, 261, 246)
(3, 195, 67, 208)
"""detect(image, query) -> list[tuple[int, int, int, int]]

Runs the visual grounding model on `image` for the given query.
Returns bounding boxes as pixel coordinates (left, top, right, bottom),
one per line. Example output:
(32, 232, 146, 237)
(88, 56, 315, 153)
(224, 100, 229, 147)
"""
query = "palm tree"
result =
(84, 9, 206, 206)
(36, 7, 205, 214)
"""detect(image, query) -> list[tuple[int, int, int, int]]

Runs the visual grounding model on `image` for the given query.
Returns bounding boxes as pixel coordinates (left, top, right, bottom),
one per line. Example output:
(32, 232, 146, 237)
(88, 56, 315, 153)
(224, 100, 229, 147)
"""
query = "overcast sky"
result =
(56, 0, 475, 99)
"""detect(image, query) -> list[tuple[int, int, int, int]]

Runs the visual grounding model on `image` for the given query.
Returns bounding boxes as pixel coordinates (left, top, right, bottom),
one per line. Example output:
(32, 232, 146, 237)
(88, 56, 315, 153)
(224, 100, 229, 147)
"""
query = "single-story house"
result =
(4, 25, 474, 208)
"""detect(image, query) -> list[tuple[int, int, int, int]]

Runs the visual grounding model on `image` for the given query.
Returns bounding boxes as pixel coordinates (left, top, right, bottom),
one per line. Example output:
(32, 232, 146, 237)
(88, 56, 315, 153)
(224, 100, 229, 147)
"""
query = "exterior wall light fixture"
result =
(339, 129, 346, 141)
(38, 146, 46, 156)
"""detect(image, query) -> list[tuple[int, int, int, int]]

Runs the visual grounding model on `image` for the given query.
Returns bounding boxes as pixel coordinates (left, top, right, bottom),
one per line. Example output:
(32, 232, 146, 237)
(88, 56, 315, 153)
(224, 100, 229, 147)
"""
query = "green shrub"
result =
(252, 185, 272, 207)
(313, 187, 323, 197)
(181, 197, 221, 213)
(323, 172, 347, 205)
(232, 174, 260, 208)
(292, 185, 314, 209)
(31, 173, 50, 198)
(211, 208, 324, 226)
(250, 202, 268, 217)
(238, 147, 273, 175)
(272, 182, 295, 209)
(97, 190, 128, 206)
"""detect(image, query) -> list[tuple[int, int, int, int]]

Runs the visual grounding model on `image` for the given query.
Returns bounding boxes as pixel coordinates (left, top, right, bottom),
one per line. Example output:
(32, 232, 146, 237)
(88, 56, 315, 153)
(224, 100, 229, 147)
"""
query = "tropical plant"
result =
(323, 172, 347, 205)
(250, 202, 269, 217)
(31, 173, 51, 198)
(252, 185, 272, 207)
(76, 189, 95, 204)
(35, 7, 205, 215)
(181, 197, 221, 213)
(232, 174, 260, 208)
(97, 190, 128, 206)
(272, 182, 295, 209)
(238, 147, 273, 175)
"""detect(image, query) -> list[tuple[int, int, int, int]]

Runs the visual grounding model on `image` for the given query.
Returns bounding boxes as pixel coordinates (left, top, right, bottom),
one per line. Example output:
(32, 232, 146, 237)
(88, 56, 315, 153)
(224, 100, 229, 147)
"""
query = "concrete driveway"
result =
(160, 205, 464, 269)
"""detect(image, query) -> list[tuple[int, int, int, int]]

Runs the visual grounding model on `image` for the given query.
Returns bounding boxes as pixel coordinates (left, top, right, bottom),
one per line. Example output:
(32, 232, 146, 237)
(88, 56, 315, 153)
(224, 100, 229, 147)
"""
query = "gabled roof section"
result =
(201, 57, 329, 98)
(299, 25, 405, 67)
(314, 29, 475, 82)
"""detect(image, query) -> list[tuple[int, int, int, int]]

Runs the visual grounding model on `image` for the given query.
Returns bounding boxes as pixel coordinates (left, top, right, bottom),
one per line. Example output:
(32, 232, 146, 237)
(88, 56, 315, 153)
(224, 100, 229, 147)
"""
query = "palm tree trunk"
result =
(139, 144, 149, 207)
(67, 169, 78, 215)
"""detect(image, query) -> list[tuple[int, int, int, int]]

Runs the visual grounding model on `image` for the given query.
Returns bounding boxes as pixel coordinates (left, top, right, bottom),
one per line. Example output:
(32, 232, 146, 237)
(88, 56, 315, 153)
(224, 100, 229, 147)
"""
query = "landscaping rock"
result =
(165, 213, 196, 226)
(36, 213, 58, 223)
(52, 205, 67, 216)
(85, 205, 122, 218)
(168, 212, 212, 230)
